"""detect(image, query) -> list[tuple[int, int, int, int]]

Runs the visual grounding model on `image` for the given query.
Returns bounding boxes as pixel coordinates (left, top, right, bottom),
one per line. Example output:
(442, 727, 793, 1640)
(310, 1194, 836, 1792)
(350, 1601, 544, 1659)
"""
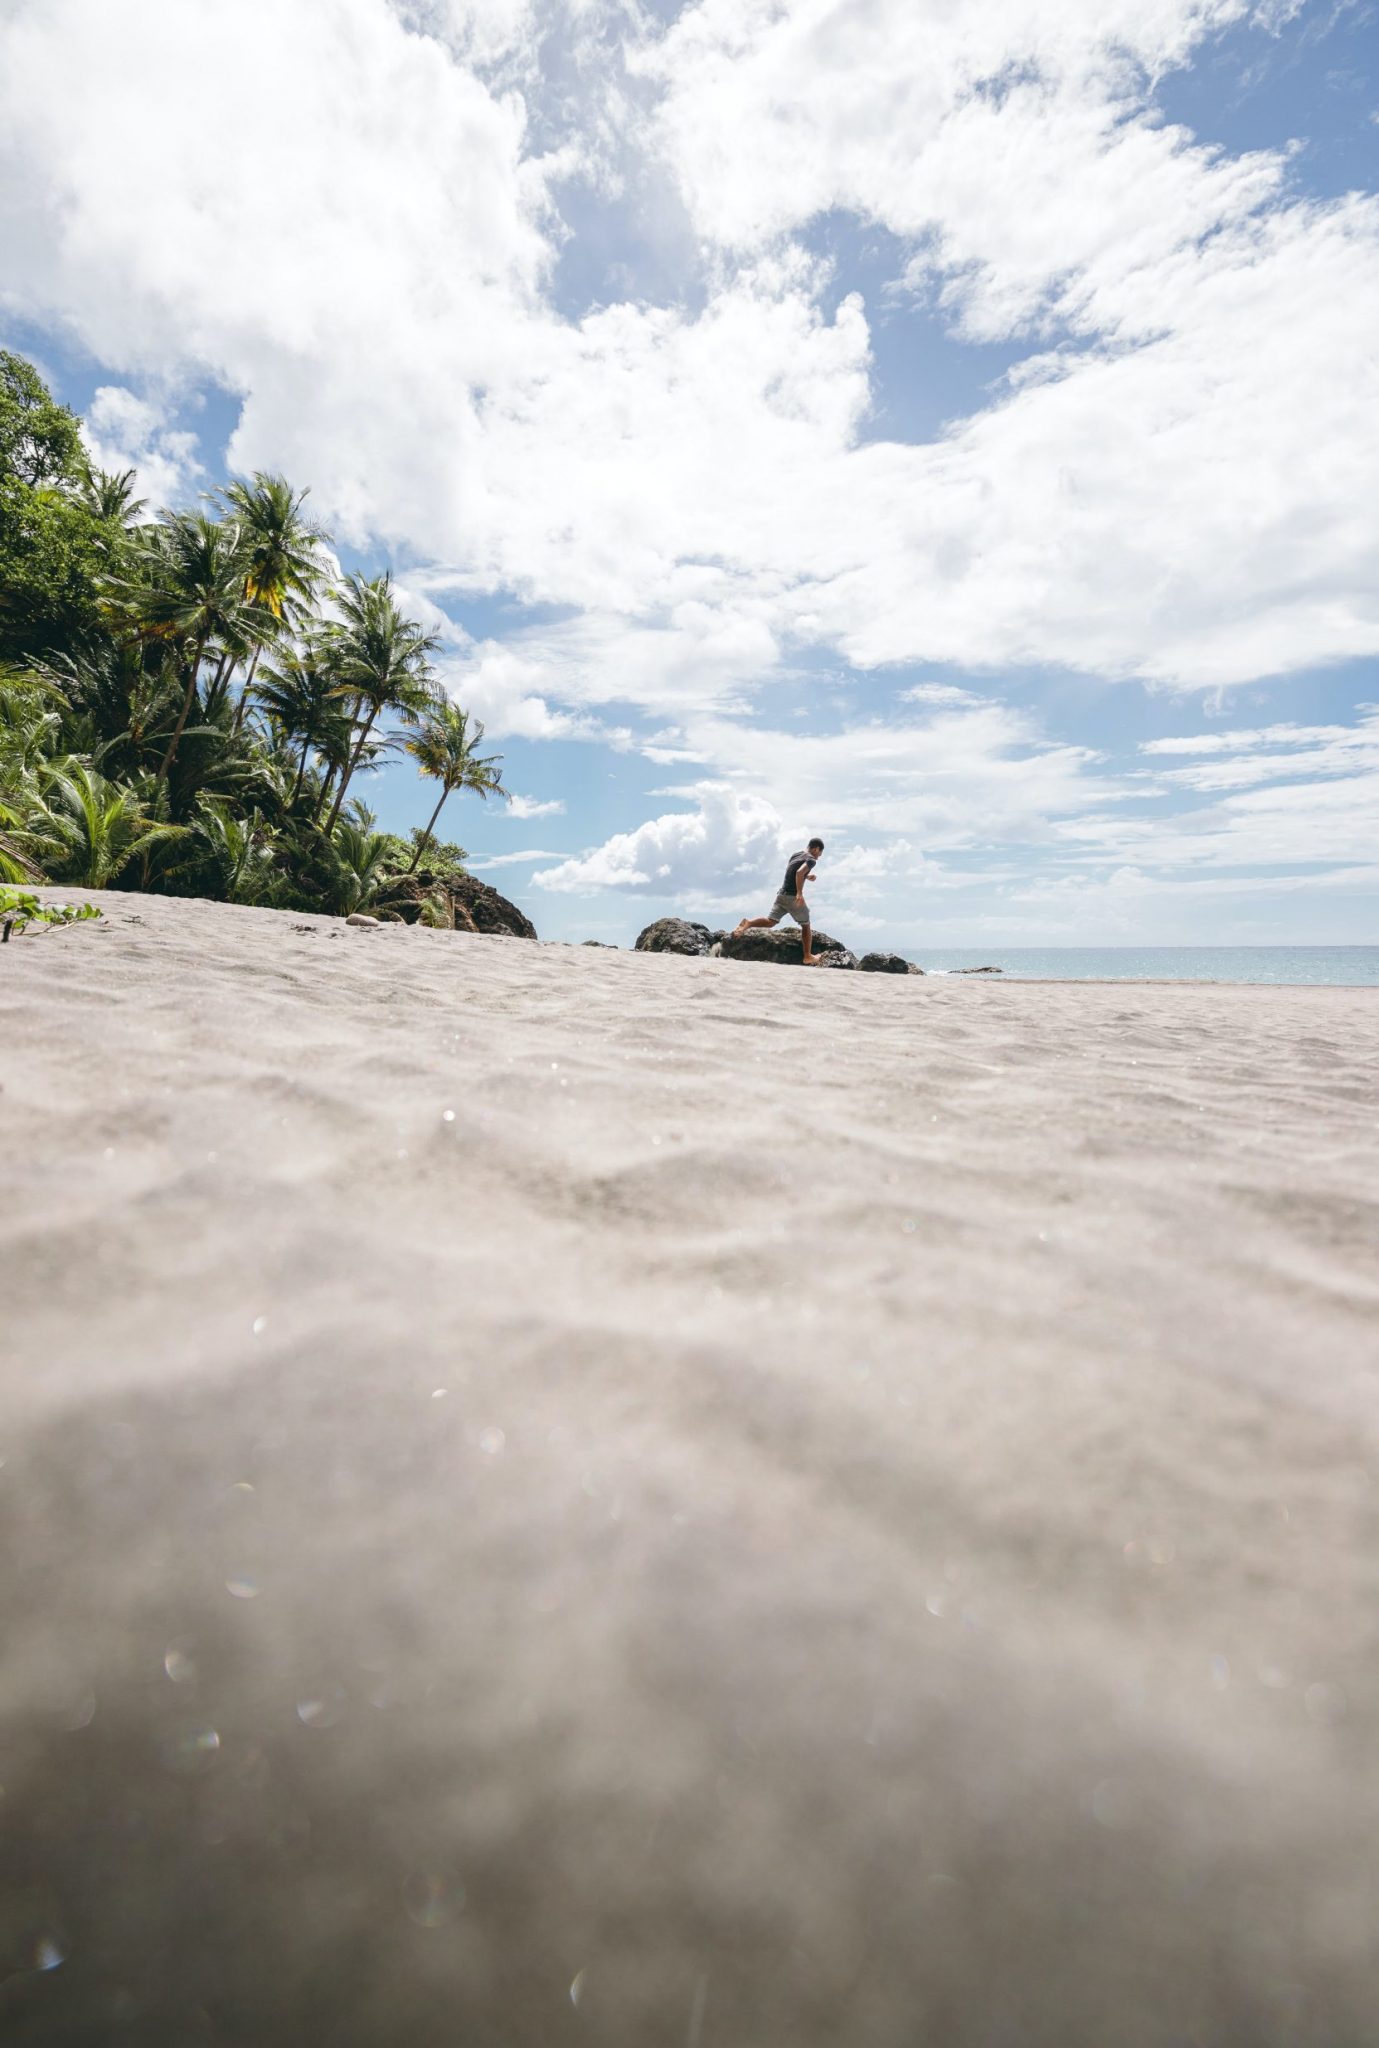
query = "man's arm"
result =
(796, 859, 814, 904)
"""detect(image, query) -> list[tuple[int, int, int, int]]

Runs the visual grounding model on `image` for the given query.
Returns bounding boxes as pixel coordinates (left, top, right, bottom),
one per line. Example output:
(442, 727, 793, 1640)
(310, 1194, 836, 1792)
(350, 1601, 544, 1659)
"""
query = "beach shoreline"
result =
(5, 890, 1379, 2044)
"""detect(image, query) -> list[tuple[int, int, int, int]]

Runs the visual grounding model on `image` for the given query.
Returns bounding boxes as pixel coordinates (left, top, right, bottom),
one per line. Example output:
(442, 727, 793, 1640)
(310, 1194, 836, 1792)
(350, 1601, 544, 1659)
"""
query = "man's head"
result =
(808, 837, 825, 856)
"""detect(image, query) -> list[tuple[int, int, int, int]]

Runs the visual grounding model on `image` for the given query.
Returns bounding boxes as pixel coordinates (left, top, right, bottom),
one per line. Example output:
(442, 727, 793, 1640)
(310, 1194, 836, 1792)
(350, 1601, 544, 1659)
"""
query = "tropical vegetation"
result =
(0, 885, 102, 942)
(0, 350, 508, 923)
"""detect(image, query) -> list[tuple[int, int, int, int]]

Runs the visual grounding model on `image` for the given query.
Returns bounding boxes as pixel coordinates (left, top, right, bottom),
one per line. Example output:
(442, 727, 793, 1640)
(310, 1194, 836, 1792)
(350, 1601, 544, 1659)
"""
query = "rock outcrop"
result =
(635, 918, 713, 956)
(633, 917, 927, 974)
(718, 927, 848, 966)
(953, 965, 1001, 974)
(372, 871, 536, 939)
(448, 874, 537, 939)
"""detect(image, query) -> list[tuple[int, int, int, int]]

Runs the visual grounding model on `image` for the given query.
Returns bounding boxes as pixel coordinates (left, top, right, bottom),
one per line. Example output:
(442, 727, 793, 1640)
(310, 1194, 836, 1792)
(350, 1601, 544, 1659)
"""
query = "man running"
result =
(733, 838, 825, 965)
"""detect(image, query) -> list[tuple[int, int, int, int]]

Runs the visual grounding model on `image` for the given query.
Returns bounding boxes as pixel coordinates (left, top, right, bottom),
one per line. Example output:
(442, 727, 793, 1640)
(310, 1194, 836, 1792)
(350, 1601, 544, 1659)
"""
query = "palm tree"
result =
(188, 797, 279, 905)
(33, 761, 184, 887)
(107, 513, 274, 783)
(327, 810, 392, 916)
(254, 644, 353, 808)
(81, 467, 146, 529)
(0, 673, 63, 879)
(219, 475, 328, 731)
(0, 797, 43, 882)
(403, 701, 507, 872)
(321, 573, 439, 835)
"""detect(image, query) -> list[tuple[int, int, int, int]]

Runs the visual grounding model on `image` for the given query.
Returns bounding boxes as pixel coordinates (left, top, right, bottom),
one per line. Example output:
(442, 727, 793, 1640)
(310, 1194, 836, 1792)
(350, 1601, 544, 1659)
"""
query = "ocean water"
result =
(918, 947, 1379, 987)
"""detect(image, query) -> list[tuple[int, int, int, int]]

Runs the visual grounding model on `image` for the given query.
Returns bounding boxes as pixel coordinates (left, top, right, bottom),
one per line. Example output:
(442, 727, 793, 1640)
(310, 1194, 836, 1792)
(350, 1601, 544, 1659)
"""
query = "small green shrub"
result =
(0, 885, 102, 942)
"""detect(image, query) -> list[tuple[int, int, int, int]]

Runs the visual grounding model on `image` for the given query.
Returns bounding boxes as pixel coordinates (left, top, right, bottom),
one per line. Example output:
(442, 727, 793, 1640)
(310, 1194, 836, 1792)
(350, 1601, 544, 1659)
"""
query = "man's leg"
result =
(800, 926, 817, 965)
(732, 914, 778, 934)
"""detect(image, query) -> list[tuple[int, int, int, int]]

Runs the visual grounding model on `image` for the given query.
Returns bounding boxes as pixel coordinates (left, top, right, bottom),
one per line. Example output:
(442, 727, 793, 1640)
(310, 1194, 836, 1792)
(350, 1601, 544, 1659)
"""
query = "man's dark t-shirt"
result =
(782, 851, 816, 896)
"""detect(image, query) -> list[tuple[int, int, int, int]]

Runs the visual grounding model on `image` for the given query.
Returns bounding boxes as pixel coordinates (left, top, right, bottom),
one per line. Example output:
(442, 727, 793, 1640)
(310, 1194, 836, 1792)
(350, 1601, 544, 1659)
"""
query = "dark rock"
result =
(634, 918, 711, 956)
(448, 874, 537, 940)
(581, 940, 616, 948)
(371, 871, 526, 936)
(953, 965, 1001, 974)
(857, 951, 913, 974)
(718, 927, 847, 966)
(907, 963, 925, 975)
(814, 948, 857, 969)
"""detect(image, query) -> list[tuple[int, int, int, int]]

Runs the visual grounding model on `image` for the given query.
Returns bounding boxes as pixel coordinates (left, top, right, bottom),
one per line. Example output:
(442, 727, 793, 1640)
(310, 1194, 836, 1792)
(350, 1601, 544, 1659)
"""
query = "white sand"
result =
(4, 891, 1378, 2045)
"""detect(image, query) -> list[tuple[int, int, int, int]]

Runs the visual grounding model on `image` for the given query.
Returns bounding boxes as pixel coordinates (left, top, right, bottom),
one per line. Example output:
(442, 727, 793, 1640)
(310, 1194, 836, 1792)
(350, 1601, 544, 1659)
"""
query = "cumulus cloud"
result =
(81, 385, 201, 512)
(3, 0, 1376, 698)
(534, 785, 783, 894)
(531, 696, 1119, 909)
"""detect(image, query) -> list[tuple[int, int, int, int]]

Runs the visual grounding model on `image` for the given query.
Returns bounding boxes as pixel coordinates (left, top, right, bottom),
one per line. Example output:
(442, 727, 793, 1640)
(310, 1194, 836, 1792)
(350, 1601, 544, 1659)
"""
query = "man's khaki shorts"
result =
(769, 889, 810, 928)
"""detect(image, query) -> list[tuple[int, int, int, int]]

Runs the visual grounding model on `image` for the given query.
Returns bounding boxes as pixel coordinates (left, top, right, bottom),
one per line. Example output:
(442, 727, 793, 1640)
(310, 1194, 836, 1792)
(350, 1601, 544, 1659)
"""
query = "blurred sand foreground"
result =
(3, 892, 1379, 2046)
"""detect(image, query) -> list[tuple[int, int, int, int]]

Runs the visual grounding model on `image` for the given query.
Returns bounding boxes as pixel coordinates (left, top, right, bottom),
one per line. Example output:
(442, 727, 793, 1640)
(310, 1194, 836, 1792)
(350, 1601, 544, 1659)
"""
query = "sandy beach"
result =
(4, 891, 1379, 2046)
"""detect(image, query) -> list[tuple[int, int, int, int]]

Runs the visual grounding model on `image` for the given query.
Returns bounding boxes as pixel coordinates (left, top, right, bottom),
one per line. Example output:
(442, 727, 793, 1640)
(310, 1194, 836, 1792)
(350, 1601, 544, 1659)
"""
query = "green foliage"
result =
(219, 473, 326, 624)
(393, 829, 469, 878)
(402, 700, 506, 870)
(324, 811, 393, 916)
(80, 467, 146, 531)
(0, 353, 86, 488)
(0, 353, 122, 664)
(31, 760, 186, 888)
(320, 572, 441, 832)
(0, 884, 102, 941)
(0, 350, 503, 923)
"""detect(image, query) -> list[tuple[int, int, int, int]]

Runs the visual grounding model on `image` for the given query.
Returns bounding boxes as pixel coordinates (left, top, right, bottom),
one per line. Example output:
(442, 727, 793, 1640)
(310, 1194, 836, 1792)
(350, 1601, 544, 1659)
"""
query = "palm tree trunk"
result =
(291, 733, 313, 808)
(325, 707, 379, 835)
(312, 763, 337, 826)
(406, 784, 453, 872)
(232, 645, 264, 735)
(156, 638, 206, 783)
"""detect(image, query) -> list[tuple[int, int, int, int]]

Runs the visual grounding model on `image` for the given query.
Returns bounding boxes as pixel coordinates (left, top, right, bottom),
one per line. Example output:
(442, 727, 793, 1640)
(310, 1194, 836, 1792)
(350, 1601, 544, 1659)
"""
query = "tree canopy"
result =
(0, 352, 506, 924)
(0, 350, 118, 664)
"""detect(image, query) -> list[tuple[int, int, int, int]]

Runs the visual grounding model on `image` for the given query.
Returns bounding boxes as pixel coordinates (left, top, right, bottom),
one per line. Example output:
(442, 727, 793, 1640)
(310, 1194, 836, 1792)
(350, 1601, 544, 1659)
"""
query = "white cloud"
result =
(1063, 711, 1379, 869)
(531, 696, 1120, 910)
(534, 698, 1379, 937)
(507, 792, 567, 818)
(437, 642, 615, 742)
(658, 701, 1114, 847)
(81, 385, 201, 511)
(6, 0, 1376, 700)
(644, 0, 1279, 323)
(470, 846, 568, 866)
(901, 683, 988, 708)
(1139, 717, 1379, 794)
(1141, 723, 1366, 756)
(534, 784, 782, 894)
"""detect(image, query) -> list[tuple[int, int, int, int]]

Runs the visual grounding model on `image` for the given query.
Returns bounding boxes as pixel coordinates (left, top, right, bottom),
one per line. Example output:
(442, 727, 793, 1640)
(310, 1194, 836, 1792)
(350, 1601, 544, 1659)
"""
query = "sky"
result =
(2, 0, 1377, 948)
